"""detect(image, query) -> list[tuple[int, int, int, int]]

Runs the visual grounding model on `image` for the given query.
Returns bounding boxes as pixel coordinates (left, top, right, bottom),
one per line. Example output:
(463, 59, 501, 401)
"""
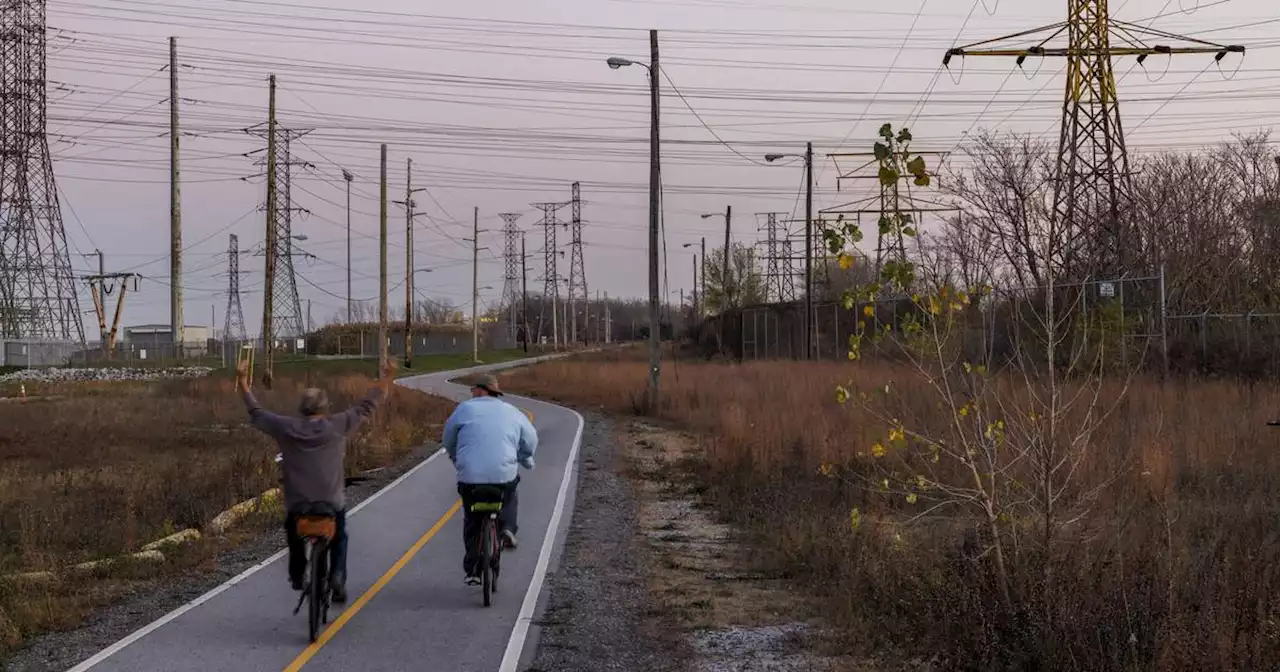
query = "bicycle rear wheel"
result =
(308, 540, 326, 642)
(480, 517, 494, 607)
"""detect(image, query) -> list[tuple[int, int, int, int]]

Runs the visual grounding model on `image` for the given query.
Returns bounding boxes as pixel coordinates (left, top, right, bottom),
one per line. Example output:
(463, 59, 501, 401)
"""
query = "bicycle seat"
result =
(294, 501, 339, 540)
(468, 486, 505, 513)
(293, 501, 339, 518)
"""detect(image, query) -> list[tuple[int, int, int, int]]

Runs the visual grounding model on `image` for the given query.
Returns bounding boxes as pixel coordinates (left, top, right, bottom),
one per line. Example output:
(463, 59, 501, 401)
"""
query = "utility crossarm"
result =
(944, 21, 1244, 67)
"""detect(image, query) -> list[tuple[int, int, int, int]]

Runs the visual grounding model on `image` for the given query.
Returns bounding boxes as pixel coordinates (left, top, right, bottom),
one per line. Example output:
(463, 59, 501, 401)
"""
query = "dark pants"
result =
(284, 508, 348, 585)
(458, 478, 519, 576)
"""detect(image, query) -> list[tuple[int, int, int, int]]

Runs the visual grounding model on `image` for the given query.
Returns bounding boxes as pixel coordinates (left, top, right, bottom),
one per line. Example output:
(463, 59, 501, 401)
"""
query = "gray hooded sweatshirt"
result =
(243, 387, 384, 511)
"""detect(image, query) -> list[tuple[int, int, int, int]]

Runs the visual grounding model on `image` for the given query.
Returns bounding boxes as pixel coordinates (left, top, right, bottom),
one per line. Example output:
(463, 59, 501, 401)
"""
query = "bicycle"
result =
(276, 454, 370, 641)
(292, 503, 338, 643)
(467, 486, 507, 608)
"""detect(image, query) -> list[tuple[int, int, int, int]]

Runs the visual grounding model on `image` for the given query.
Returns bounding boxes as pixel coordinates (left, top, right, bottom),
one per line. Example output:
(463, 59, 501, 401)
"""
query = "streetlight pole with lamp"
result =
(342, 169, 354, 324)
(701, 210, 731, 354)
(765, 141, 814, 360)
(607, 29, 661, 412)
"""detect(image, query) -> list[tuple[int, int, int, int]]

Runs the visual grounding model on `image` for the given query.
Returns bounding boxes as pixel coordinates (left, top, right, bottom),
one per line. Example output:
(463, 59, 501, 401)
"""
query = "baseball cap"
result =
(472, 374, 504, 397)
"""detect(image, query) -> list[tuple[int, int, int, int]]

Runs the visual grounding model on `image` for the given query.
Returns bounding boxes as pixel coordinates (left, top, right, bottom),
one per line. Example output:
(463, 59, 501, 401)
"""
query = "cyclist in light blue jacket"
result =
(441, 373, 537, 584)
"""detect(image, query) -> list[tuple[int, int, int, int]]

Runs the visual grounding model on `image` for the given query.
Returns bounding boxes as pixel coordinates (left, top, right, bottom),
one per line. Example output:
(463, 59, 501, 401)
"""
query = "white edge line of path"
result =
(65, 445, 447, 672)
(498, 401, 585, 672)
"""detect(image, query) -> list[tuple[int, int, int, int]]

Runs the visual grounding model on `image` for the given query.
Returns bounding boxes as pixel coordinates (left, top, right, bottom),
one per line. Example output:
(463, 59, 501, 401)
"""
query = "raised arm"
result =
(237, 358, 290, 438)
(331, 360, 397, 435)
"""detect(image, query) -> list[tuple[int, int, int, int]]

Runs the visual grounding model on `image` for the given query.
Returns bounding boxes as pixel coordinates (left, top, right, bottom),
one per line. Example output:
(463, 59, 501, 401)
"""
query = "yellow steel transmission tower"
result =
(944, 0, 1244, 278)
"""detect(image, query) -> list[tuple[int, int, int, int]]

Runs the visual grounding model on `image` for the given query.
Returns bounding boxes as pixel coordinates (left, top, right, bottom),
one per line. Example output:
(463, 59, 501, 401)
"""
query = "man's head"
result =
(471, 374, 503, 398)
(299, 388, 330, 416)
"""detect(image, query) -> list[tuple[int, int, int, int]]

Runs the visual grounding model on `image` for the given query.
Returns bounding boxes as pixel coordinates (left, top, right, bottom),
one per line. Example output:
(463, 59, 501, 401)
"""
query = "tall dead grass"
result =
(0, 373, 453, 653)
(505, 354, 1280, 670)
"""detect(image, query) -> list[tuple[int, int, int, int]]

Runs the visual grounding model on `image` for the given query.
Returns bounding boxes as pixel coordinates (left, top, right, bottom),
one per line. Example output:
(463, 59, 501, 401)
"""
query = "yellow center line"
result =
(283, 499, 462, 671)
(523, 409, 535, 422)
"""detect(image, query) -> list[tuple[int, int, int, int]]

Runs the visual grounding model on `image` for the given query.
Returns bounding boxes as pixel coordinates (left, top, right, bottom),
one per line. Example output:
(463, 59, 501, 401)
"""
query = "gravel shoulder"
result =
(1, 443, 441, 672)
(527, 413, 688, 672)
(528, 414, 861, 672)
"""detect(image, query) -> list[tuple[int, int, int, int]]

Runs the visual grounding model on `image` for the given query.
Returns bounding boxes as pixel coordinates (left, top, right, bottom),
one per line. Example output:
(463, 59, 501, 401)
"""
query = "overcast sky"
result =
(45, 0, 1278, 335)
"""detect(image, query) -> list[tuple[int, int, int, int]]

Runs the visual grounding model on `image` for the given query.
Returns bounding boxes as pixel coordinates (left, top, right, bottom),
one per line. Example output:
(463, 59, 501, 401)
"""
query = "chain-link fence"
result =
(1166, 312, 1280, 375)
(707, 271, 1176, 373)
(3, 323, 519, 370)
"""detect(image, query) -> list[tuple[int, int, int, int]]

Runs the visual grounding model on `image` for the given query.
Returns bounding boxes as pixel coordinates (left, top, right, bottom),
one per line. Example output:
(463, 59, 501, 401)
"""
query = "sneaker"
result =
(331, 578, 348, 604)
(290, 576, 304, 591)
(502, 529, 518, 550)
(465, 573, 482, 586)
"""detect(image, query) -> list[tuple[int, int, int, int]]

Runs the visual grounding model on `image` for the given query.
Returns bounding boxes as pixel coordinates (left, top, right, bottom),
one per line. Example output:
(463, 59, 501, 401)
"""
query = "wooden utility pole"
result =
(260, 74, 278, 388)
(378, 143, 389, 378)
(720, 205, 731, 355)
(84, 265, 141, 360)
(472, 206, 481, 363)
(646, 28, 662, 411)
(82, 250, 107, 354)
(722, 205, 732, 306)
(169, 36, 184, 359)
(404, 157, 414, 368)
(804, 140, 814, 360)
(700, 236, 706, 319)
(691, 255, 698, 322)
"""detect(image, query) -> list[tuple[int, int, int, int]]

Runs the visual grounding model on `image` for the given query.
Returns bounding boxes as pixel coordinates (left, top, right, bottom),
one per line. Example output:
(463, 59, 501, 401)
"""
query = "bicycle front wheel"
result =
(308, 540, 326, 642)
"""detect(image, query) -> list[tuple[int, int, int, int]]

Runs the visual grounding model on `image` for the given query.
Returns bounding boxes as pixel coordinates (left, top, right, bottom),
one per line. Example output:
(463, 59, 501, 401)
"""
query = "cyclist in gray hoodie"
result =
(236, 357, 396, 603)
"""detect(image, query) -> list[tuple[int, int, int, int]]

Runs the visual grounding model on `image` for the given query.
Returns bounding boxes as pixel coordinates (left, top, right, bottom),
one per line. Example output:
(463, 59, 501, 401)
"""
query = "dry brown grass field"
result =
(504, 349, 1280, 671)
(0, 371, 453, 654)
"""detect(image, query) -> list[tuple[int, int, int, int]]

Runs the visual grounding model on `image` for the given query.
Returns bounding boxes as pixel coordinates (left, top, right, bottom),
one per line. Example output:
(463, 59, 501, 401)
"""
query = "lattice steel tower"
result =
(248, 124, 310, 339)
(223, 234, 247, 342)
(758, 212, 794, 303)
(0, 0, 84, 342)
(567, 182, 588, 343)
(531, 200, 568, 343)
(946, 0, 1244, 276)
(498, 212, 522, 329)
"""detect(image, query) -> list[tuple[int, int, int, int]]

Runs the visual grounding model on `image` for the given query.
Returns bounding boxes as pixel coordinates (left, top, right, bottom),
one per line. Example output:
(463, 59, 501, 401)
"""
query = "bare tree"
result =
(945, 131, 1057, 288)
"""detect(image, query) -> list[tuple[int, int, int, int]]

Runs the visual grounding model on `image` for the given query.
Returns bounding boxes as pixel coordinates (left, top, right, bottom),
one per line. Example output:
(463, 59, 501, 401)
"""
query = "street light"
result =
(606, 56, 643, 70)
(764, 142, 815, 361)
(606, 29, 661, 413)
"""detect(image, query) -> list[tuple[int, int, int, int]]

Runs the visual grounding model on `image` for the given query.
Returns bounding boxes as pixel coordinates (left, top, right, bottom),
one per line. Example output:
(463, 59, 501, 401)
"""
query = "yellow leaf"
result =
(889, 427, 905, 443)
(871, 443, 886, 458)
(850, 508, 862, 530)
(835, 385, 850, 404)
(906, 493, 918, 505)
(838, 253, 854, 270)
(818, 463, 834, 477)
(862, 304, 875, 318)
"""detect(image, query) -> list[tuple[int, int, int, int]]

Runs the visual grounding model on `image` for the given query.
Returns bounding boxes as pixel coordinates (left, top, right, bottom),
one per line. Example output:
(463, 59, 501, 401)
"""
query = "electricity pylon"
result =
(223, 234, 247, 342)
(499, 212, 523, 335)
(0, 0, 84, 342)
(945, 0, 1244, 277)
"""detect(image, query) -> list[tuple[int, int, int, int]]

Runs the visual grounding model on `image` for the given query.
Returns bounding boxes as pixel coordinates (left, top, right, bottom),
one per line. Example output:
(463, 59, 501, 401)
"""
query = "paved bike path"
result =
(67, 359, 583, 672)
